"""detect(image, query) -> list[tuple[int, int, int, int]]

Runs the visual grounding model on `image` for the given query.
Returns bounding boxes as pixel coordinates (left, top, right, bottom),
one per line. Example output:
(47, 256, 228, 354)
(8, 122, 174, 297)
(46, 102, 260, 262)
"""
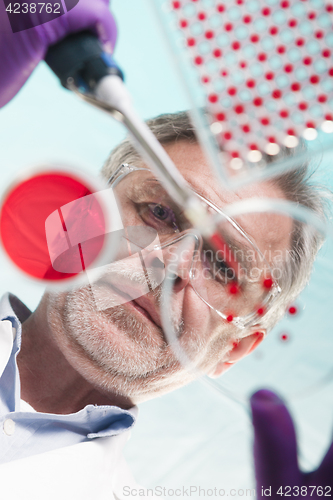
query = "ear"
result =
(209, 329, 266, 379)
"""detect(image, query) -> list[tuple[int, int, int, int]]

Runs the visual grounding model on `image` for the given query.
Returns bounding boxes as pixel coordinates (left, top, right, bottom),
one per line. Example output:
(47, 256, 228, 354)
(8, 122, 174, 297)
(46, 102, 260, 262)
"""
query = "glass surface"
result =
(161, 198, 333, 401)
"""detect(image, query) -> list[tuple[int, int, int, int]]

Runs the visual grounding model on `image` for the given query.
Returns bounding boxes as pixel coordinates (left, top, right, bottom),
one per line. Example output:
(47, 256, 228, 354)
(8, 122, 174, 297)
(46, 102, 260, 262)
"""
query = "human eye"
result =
(201, 247, 236, 284)
(129, 179, 188, 234)
(149, 203, 178, 224)
(141, 203, 180, 233)
(213, 259, 236, 283)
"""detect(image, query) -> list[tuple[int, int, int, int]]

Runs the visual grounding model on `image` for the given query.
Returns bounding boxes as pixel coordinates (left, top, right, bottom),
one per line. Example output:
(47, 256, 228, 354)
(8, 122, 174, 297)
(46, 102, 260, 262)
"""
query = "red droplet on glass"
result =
(194, 56, 203, 65)
(213, 48, 223, 58)
(253, 97, 263, 106)
(228, 87, 237, 96)
(288, 305, 297, 315)
(187, 37, 196, 47)
(224, 131, 232, 140)
(228, 284, 239, 295)
(172, 1, 181, 8)
(299, 102, 308, 110)
(198, 11, 206, 20)
(217, 3, 225, 12)
(280, 333, 289, 342)
(180, 19, 188, 28)
(251, 34, 260, 43)
(243, 124, 251, 133)
(284, 64, 293, 73)
(308, 11, 316, 19)
(272, 89, 282, 99)
(262, 7, 270, 15)
(261, 117, 270, 125)
(258, 52, 267, 61)
(234, 104, 244, 114)
(250, 143, 258, 150)
(216, 112, 225, 121)
(231, 151, 239, 158)
(268, 136, 276, 143)
(280, 109, 289, 118)
(288, 19, 297, 27)
(322, 49, 331, 58)
(287, 128, 296, 136)
(265, 71, 274, 80)
(257, 307, 265, 316)
(221, 69, 228, 77)
(269, 26, 279, 35)
(296, 38, 305, 46)
(240, 61, 247, 68)
(232, 41, 241, 50)
(243, 15, 252, 23)
(325, 114, 333, 121)
(303, 56, 312, 65)
(310, 75, 320, 84)
(263, 278, 273, 289)
(226, 314, 234, 323)
(225, 22, 233, 31)
(277, 45, 286, 53)
(205, 30, 214, 39)
(329, 68, 333, 77)
(202, 76, 210, 84)
(315, 30, 324, 39)
(280, 0, 289, 7)
(306, 121, 316, 129)
(318, 94, 327, 103)
(326, 4, 333, 12)
(291, 82, 301, 91)
(246, 79, 256, 88)
(208, 93, 218, 103)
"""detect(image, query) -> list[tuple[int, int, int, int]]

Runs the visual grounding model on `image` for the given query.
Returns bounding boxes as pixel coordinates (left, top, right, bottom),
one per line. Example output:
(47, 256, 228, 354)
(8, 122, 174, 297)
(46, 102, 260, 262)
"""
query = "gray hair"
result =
(102, 111, 331, 333)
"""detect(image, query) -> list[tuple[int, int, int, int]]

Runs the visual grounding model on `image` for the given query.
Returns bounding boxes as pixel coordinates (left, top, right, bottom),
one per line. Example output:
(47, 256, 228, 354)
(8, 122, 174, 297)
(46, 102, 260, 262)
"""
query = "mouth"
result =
(130, 300, 157, 325)
(131, 297, 162, 329)
(97, 278, 162, 330)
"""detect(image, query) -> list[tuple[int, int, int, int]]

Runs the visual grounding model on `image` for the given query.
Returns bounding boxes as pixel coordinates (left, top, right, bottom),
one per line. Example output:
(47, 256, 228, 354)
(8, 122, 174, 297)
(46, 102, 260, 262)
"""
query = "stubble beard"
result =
(46, 266, 203, 399)
(46, 261, 229, 399)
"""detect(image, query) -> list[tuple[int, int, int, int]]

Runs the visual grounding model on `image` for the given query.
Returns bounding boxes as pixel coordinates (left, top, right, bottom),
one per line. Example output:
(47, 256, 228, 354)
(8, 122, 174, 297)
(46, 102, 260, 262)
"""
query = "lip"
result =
(99, 279, 162, 329)
(131, 296, 162, 329)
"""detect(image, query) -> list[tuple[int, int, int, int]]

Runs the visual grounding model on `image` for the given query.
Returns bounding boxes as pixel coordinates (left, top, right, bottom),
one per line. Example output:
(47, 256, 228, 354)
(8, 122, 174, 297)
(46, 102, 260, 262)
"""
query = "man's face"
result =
(45, 140, 292, 403)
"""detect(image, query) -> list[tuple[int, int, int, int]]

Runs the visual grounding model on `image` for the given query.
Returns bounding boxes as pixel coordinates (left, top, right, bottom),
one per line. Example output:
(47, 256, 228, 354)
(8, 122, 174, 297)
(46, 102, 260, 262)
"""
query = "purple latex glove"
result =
(0, 0, 117, 108)
(251, 390, 333, 499)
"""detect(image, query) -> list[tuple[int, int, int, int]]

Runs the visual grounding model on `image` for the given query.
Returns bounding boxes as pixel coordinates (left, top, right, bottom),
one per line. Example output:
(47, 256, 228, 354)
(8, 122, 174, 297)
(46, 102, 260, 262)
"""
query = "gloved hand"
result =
(250, 389, 333, 499)
(0, 0, 117, 108)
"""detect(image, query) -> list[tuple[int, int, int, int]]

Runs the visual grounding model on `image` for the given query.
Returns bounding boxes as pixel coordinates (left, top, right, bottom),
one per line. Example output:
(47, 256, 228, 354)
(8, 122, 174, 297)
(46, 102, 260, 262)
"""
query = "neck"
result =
(17, 297, 132, 414)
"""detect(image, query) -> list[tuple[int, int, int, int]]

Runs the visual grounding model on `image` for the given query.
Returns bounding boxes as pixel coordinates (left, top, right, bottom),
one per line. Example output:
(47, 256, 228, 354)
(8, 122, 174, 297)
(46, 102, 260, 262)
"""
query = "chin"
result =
(45, 286, 226, 404)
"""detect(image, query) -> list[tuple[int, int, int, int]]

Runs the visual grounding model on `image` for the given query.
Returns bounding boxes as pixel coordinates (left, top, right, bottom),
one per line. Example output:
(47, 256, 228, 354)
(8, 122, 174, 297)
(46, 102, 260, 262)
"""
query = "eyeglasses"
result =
(107, 163, 281, 330)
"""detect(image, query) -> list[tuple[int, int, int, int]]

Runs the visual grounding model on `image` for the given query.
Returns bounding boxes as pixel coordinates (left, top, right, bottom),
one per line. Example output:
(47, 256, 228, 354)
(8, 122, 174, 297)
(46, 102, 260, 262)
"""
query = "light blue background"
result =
(0, 1, 333, 497)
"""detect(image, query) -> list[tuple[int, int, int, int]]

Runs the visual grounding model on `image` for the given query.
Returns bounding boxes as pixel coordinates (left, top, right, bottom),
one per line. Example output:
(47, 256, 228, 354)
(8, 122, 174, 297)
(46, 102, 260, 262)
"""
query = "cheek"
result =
(174, 284, 213, 334)
(173, 286, 230, 365)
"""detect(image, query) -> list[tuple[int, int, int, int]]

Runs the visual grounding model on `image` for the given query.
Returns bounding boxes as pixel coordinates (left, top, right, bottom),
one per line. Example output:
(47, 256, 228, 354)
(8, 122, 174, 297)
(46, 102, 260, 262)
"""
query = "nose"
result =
(164, 235, 198, 294)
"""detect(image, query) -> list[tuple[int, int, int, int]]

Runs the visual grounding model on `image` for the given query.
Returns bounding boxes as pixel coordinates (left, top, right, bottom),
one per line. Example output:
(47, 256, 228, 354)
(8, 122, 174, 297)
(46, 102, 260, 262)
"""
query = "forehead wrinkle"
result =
(181, 168, 291, 257)
(182, 167, 242, 211)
